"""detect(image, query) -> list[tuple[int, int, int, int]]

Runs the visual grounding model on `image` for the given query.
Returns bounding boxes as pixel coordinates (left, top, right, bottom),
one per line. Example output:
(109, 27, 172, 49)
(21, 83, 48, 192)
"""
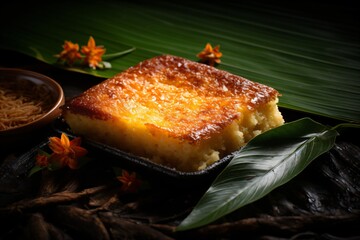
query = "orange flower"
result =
(35, 154, 49, 167)
(57, 40, 82, 66)
(81, 36, 106, 69)
(117, 170, 142, 193)
(197, 43, 222, 66)
(48, 133, 88, 169)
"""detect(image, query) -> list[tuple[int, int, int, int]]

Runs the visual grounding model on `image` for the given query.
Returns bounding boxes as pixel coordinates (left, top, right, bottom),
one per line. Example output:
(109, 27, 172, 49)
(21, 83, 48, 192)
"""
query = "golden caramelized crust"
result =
(65, 55, 280, 144)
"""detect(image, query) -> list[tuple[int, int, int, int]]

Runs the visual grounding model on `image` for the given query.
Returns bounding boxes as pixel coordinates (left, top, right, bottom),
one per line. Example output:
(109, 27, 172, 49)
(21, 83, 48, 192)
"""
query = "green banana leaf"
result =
(0, 1, 359, 122)
(177, 118, 339, 231)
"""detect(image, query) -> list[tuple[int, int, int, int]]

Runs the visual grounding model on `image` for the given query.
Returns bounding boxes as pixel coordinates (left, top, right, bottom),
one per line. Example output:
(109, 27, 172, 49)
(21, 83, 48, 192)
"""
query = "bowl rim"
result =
(0, 67, 65, 134)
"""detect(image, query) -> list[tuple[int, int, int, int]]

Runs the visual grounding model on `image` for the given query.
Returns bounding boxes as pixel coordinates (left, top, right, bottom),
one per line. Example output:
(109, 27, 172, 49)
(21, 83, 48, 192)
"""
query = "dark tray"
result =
(51, 117, 235, 186)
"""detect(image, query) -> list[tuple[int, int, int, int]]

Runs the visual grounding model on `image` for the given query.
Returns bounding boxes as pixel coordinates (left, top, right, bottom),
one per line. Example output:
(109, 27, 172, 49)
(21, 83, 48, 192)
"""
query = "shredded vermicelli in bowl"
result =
(0, 80, 54, 131)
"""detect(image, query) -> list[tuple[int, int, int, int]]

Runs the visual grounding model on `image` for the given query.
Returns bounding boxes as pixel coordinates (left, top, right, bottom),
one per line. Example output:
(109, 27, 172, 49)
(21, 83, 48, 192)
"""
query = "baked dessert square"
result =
(62, 55, 284, 172)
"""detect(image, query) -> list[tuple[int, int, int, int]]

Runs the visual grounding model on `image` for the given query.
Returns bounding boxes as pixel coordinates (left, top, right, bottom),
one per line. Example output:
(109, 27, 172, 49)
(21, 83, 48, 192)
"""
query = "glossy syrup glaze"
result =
(64, 55, 279, 143)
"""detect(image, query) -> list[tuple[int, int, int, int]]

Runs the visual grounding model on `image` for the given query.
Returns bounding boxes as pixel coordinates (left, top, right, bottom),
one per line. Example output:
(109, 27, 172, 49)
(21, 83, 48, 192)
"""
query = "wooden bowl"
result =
(0, 68, 65, 145)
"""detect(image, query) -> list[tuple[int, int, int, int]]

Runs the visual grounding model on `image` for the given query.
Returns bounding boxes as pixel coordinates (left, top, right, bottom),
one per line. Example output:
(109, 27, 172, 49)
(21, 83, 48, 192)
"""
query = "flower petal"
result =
(60, 133, 71, 148)
(49, 136, 65, 154)
(70, 137, 82, 146)
(72, 145, 88, 158)
(67, 158, 79, 170)
(35, 154, 49, 167)
(88, 36, 96, 48)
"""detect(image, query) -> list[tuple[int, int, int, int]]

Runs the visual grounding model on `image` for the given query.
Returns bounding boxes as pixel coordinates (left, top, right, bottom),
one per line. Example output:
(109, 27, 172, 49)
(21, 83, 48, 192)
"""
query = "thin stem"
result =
(332, 123, 360, 131)
(103, 47, 136, 60)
